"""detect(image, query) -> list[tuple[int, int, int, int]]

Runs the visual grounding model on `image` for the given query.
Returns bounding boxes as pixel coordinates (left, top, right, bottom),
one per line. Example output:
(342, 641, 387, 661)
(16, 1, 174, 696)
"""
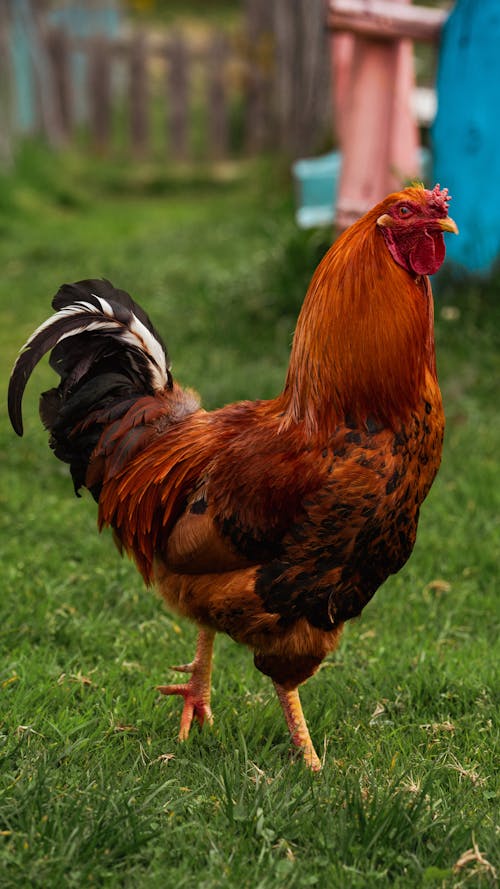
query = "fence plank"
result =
(272, 0, 332, 157)
(297, 0, 332, 155)
(0, 0, 13, 165)
(129, 30, 149, 158)
(29, 0, 65, 146)
(86, 35, 112, 152)
(167, 33, 189, 161)
(47, 27, 74, 141)
(273, 0, 297, 151)
(207, 32, 229, 160)
(243, 0, 274, 153)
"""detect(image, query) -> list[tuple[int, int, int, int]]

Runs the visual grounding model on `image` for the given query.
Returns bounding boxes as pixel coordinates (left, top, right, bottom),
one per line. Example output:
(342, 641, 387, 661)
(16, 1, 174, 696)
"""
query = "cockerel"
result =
(8, 184, 457, 771)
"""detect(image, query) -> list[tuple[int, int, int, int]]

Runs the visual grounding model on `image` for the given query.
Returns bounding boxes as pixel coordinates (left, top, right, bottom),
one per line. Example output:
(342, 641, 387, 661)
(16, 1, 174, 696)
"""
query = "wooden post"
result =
(129, 30, 149, 158)
(46, 27, 73, 143)
(25, 0, 65, 147)
(207, 31, 229, 160)
(295, 0, 332, 156)
(243, 0, 274, 153)
(273, 0, 299, 151)
(270, 0, 331, 156)
(86, 35, 112, 153)
(167, 33, 189, 161)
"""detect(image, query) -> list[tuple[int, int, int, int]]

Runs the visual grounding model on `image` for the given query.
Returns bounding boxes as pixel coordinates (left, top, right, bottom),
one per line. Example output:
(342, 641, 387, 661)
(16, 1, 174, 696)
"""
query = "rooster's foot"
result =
(157, 628, 215, 741)
(156, 680, 213, 740)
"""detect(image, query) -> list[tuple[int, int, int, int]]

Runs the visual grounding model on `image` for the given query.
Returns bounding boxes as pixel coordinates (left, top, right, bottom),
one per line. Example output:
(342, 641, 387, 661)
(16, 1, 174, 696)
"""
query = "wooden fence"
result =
(47, 28, 244, 160)
(2, 0, 332, 164)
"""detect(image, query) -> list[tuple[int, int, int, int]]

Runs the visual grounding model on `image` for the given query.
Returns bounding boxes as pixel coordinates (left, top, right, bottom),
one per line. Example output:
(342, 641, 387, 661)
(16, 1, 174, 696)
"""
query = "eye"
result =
(399, 205, 412, 217)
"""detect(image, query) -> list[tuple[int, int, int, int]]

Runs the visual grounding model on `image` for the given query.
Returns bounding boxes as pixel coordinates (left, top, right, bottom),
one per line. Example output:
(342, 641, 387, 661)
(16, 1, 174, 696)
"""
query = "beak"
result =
(438, 216, 459, 234)
(376, 213, 392, 228)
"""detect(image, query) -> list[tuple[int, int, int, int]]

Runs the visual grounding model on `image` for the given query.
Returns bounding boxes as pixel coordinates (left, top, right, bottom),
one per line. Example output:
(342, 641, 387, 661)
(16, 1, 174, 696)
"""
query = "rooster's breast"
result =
(254, 393, 445, 632)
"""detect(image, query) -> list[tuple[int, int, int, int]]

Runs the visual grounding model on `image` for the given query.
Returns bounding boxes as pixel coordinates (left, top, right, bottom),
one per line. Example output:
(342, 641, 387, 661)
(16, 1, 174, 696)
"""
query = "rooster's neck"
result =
(281, 219, 437, 437)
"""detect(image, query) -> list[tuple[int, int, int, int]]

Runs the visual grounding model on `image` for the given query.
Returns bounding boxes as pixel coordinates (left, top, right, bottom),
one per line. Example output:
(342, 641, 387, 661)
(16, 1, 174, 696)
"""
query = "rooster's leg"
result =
(157, 628, 215, 740)
(273, 682, 322, 771)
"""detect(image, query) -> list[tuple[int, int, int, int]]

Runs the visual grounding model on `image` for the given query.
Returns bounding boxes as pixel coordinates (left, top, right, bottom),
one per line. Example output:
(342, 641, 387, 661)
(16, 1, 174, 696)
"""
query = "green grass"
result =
(0, 144, 498, 888)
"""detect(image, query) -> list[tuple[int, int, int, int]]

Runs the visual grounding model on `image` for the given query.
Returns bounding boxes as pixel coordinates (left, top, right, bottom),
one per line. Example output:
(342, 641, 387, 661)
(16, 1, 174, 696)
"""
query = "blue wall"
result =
(433, 0, 500, 271)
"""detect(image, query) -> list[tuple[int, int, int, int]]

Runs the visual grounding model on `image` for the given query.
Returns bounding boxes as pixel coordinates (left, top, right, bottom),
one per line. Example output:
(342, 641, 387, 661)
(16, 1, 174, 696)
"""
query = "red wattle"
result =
(409, 231, 445, 276)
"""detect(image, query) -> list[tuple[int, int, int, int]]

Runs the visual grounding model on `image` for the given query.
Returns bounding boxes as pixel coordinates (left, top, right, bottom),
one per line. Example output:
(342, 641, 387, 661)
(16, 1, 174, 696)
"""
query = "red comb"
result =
(428, 184, 452, 213)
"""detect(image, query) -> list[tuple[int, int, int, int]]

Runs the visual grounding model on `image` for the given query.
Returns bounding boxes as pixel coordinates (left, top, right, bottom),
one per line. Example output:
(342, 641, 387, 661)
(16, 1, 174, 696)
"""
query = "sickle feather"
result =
(8, 289, 170, 436)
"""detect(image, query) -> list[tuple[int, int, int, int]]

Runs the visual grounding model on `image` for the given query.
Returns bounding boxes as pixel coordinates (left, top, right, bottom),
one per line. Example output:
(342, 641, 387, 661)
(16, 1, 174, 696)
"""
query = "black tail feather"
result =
(8, 278, 172, 494)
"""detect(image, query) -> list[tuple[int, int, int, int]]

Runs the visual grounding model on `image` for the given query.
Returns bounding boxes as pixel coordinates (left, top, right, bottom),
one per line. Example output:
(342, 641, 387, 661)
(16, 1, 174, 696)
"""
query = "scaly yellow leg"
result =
(273, 681, 322, 771)
(157, 628, 215, 740)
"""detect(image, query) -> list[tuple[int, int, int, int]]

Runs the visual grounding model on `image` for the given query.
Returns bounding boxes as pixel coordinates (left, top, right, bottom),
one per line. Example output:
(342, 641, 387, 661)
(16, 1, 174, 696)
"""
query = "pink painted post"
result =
(330, 32, 355, 147)
(389, 34, 421, 188)
(337, 37, 416, 229)
(327, 0, 445, 229)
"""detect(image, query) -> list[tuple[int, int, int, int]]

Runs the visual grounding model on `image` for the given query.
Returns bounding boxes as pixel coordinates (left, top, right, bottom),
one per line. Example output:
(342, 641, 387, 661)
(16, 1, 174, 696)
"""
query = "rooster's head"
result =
(376, 184, 458, 276)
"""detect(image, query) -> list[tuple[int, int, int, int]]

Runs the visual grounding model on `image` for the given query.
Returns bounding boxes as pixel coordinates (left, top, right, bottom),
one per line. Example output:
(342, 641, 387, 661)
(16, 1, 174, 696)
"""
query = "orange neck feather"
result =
(281, 210, 437, 436)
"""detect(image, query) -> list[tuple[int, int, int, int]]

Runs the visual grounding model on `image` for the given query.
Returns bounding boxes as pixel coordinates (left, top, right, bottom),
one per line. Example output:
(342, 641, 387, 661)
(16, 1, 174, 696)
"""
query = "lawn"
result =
(0, 146, 498, 888)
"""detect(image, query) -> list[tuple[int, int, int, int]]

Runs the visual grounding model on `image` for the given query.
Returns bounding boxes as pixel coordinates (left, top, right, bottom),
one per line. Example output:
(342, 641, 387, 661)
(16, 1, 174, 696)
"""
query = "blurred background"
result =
(1, 0, 499, 266)
(0, 3, 498, 887)
(1, 0, 332, 170)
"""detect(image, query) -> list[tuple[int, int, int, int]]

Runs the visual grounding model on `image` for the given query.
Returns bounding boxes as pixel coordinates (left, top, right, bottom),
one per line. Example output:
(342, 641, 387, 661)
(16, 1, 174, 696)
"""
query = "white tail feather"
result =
(22, 295, 169, 392)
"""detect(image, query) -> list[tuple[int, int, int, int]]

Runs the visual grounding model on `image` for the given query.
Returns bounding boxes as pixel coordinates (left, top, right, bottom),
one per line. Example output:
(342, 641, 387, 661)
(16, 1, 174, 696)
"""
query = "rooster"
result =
(8, 184, 457, 771)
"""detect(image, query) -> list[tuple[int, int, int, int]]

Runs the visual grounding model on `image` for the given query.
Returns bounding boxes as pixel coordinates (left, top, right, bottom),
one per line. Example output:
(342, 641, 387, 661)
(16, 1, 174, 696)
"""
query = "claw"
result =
(169, 663, 194, 674)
